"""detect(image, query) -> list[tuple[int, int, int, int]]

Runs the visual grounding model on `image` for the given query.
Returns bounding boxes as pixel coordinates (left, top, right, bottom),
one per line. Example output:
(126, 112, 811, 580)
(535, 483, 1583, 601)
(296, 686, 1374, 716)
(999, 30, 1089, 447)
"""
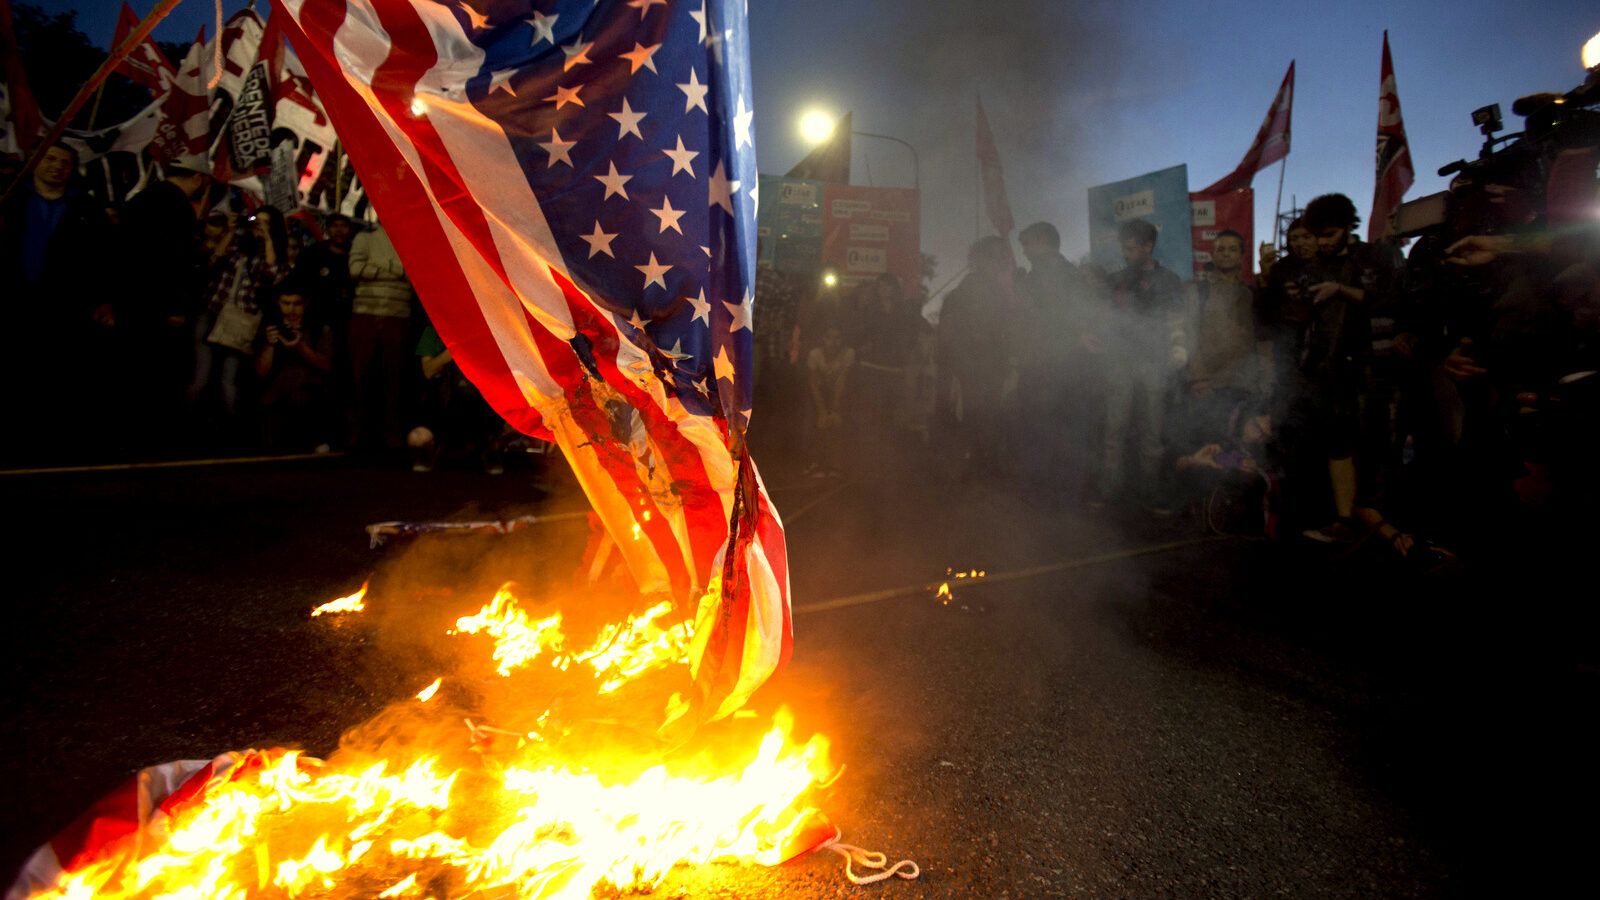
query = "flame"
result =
(416, 678, 442, 703)
(311, 582, 369, 617)
(450, 584, 687, 689)
(26, 584, 839, 900)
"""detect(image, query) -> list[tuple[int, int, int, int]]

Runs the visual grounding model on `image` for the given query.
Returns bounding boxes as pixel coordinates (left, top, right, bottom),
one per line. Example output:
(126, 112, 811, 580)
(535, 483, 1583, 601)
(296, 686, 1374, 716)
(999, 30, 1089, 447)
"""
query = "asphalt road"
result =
(3, 448, 1594, 897)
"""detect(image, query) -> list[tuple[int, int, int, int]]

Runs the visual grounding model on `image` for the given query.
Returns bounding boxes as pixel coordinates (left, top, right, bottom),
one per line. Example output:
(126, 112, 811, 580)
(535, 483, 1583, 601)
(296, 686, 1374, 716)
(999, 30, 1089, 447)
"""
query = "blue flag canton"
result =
(452, 0, 757, 422)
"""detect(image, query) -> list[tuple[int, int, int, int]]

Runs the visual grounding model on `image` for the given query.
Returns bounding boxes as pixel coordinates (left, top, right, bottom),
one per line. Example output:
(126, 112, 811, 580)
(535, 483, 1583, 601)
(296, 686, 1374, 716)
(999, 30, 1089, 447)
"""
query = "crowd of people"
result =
(5, 138, 1598, 569)
(1, 146, 515, 473)
(763, 191, 1599, 568)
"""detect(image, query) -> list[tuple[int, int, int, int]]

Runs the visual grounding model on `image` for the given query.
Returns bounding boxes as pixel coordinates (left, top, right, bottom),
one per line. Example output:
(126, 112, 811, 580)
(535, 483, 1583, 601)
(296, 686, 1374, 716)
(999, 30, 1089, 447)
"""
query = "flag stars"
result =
(713, 346, 735, 382)
(677, 68, 709, 114)
(688, 288, 711, 325)
(650, 196, 686, 234)
(627, 0, 667, 17)
(689, 1, 708, 43)
(561, 39, 593, 71)
(636, 253, 671, 290)
(528, 11, 559, 46)
(488, 69, 518, 96)
(609, 98, 646, 139)
(619, 42, 662, 75)
(708, 160, 738, 214)
(594, 161, 632, 200)
(545, 83, 583, 108)
(581, 222, 617, 258)
(724, 295, 751, 333)
(663, 136, 698, 177)
(732, 96, 754, 150)
(539, 128, 577, 167)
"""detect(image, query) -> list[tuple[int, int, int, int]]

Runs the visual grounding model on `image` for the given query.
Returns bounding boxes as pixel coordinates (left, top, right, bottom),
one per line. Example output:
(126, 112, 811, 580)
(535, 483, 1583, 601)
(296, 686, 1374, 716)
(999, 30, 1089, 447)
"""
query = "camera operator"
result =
(1400, 81, 1600, 543)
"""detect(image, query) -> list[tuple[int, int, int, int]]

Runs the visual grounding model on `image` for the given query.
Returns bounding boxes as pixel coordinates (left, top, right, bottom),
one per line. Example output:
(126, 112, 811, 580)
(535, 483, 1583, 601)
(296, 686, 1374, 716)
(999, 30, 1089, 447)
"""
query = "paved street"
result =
(3, 450, 1594, 897)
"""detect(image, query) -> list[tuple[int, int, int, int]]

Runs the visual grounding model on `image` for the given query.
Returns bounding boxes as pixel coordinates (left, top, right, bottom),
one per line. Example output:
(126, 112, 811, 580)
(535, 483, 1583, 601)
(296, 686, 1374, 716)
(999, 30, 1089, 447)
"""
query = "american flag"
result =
(273, 0, 788, 722)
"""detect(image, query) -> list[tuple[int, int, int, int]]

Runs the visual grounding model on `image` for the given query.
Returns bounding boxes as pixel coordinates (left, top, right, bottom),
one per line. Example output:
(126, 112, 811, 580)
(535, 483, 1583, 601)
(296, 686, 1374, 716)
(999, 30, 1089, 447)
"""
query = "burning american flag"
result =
(1, 2, 891, 898)
(272, 0, 789, 722)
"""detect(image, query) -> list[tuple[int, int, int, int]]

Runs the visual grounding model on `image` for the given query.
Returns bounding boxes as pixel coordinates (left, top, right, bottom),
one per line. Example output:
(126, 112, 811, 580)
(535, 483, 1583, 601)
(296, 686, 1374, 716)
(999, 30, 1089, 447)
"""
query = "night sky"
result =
(42, 0, 1600, 281)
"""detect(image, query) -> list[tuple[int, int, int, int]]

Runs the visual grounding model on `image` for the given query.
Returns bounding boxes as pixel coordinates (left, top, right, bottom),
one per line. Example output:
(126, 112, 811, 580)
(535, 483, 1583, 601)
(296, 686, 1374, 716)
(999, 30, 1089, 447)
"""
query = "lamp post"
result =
(798, 111, 920, 191)
(850, 131, 920, 192)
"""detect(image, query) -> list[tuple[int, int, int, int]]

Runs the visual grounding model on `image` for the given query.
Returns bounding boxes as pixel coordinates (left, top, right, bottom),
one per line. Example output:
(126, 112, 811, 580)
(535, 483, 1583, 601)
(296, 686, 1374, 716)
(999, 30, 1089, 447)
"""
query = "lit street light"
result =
(797, 109, 920, 191)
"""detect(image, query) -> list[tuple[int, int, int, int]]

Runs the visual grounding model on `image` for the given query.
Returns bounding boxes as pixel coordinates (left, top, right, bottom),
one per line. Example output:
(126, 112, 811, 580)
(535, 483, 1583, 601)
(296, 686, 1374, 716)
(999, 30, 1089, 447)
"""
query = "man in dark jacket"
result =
(1296, 192, 1402, 542)
(0, 143, 116, 461)
(1098, 218, 1185, 509)
(1017, 221, 1096, 504)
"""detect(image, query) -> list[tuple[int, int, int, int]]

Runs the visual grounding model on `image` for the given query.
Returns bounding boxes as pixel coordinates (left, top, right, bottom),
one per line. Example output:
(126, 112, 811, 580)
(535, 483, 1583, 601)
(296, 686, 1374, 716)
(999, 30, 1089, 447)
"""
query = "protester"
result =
(254, 281, 333, 453)
(185, 207, 288, 446)
(347, 221, 414, 452)
(853, 273, 924, 467)
(1181, 229, 1272, 447)
(1257, 218, 1319, 412)
(0, 143, 116, 457)
(409, 322, 509, 474)
(805, 323, 854, 477)
(1096, 218, 1185, 511)
(1016, 221, 1096, 506)
(937, 235, 1016, 480)
(1292, 193, 1401, 543)
(116, 161, 211, 451)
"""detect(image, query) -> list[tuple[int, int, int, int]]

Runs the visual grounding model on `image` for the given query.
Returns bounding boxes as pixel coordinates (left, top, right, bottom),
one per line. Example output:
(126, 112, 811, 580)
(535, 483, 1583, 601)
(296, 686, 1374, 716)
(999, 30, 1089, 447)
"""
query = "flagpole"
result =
(1272, 156, 1287, 245)
(0, 0, 183, 207)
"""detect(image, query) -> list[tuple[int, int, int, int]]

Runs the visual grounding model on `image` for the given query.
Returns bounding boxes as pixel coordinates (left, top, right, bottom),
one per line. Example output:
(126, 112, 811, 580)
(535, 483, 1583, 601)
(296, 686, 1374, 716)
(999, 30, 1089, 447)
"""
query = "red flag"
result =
(273, 0, 787, 723)
(1370, 31, 1414, 242)
(0, 0, 42, 156)
(149, 26, 210, 167)
(1200, 61, 1294, 195)
(976, 95, 1013, 237)
(110, 2, 177, 92)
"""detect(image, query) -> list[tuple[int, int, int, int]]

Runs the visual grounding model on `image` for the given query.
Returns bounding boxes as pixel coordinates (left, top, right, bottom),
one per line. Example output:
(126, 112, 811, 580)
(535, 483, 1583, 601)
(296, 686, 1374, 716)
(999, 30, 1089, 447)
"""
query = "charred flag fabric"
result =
(272, 0, 787, 722)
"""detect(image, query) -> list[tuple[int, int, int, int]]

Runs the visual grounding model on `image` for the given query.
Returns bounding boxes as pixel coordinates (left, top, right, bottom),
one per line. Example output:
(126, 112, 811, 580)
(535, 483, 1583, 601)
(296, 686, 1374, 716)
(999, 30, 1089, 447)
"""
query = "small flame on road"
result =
(311, 582, 369, 617)
(415, 678, 442, 703)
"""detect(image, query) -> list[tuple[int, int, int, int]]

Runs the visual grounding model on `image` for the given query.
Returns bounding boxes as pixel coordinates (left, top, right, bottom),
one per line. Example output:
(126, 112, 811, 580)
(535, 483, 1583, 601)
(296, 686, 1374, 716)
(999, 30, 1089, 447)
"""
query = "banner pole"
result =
(1272, 156, 1287, 245)
(0, 0, 184, 207)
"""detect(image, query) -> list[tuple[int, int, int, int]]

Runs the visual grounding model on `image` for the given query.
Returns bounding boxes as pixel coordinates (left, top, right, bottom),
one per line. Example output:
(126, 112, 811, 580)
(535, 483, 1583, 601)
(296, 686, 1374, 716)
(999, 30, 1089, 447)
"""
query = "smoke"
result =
(754, 0, 1188, 279)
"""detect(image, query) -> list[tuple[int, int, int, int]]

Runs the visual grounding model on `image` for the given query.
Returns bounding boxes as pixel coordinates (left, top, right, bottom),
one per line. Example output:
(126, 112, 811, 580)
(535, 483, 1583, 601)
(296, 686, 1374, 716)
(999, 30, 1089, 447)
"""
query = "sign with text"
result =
(1087, 164, 1193, 279)
(820, 184, 921, 292)
(1190, 188, 1255, 284)
(756, 175, 826, 273)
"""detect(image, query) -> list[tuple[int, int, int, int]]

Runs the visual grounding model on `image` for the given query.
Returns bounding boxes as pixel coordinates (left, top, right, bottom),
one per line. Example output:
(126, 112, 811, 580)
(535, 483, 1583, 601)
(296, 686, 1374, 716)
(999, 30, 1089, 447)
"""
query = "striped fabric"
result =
(273, 0, 789, 721)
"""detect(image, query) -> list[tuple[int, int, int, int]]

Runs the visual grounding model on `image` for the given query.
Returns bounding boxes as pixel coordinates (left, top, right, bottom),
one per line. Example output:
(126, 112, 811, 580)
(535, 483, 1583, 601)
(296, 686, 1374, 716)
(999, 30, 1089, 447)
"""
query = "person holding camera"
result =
(254, 282, 333, 452)
(184, 207, 287, 446)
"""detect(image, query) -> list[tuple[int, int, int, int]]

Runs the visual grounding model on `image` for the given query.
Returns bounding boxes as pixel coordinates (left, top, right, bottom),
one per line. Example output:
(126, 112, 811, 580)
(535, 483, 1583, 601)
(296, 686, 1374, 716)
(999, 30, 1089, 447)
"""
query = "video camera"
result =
(1393, 61, 1600, 239)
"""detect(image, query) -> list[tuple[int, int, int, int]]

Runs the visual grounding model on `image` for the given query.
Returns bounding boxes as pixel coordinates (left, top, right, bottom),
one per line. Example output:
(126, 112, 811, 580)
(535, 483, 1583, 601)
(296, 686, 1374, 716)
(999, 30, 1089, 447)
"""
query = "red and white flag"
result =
(213, 16, 290, 182)
(0, 0, 42, 156)
(110, 2, 177, 93)
(273, 0, 788, 722)
(976, 95, 1014, 237)
(149, 26, 211, 167)
(1199, 61, 1293, 196)
(1370, 31, 1414, 242)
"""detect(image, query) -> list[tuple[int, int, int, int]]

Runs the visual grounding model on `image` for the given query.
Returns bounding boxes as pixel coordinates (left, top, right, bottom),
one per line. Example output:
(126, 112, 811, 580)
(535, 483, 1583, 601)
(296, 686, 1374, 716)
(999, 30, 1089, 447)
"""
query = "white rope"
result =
(820, 836, 920, 885)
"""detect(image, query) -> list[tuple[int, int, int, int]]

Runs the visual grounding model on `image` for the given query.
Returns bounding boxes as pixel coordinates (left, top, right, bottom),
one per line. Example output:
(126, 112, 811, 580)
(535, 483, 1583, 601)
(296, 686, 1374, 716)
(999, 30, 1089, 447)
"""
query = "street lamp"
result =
(798, 110, 920, 191)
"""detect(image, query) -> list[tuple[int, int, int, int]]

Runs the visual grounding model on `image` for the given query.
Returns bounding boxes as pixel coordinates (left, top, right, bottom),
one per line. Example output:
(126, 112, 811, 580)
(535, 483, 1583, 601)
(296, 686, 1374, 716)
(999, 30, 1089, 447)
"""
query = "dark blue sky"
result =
(46, 0, 1600, 276)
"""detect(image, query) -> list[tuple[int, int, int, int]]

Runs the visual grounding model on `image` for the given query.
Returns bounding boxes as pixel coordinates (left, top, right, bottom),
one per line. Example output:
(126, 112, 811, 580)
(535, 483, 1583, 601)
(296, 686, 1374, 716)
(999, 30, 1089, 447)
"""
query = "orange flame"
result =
(310, 582, 369, 617)
(25, 584, 839, 899)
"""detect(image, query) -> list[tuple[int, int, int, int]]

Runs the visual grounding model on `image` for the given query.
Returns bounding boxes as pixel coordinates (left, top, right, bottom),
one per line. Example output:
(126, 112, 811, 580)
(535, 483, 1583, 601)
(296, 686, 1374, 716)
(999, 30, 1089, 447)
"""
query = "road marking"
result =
(1, 451, 346, 476)
(792, 536, 1230, 615)
(778, 479, 851, 524)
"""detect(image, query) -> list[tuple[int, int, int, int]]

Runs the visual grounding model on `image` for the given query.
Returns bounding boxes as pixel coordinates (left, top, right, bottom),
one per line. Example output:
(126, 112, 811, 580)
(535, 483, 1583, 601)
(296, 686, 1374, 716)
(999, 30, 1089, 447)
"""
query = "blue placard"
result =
(757, 175, 825, 273)
(1086, 165, 1194, 279)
